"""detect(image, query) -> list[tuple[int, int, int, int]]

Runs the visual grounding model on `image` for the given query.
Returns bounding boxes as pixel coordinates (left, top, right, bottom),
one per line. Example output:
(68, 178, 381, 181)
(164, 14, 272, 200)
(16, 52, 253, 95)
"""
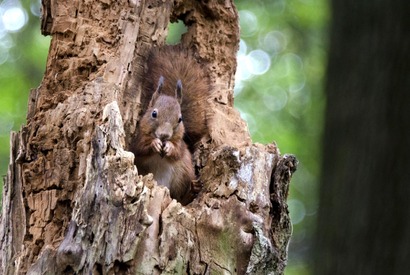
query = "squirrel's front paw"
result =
(151, 138, 163, 154)
(163, 141, 175, 157)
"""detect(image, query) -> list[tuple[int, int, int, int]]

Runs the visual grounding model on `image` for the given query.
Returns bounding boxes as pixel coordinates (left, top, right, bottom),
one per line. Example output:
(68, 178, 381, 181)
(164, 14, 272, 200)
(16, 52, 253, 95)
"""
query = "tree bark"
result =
(0, 0, 297, 274)
(314, 0, 410, 273)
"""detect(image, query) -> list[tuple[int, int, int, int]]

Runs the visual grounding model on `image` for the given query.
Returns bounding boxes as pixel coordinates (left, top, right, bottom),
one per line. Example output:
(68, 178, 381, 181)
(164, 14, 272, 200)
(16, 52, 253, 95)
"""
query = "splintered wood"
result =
(0, 0, 296, 274)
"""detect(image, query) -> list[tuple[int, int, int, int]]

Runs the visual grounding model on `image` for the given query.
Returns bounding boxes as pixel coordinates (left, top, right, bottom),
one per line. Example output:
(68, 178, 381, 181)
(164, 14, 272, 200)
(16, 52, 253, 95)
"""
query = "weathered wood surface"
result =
(0, 0, 297, 274)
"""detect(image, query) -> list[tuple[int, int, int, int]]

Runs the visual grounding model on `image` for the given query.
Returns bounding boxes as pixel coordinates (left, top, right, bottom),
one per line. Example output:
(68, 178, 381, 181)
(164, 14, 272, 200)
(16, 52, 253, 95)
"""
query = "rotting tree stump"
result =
(0, 0, 297, 274)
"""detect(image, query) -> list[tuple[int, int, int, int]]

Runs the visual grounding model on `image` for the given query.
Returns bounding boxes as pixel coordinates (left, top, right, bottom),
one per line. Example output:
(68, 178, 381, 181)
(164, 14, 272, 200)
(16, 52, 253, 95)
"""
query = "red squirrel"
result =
(133, 45, 211, 204)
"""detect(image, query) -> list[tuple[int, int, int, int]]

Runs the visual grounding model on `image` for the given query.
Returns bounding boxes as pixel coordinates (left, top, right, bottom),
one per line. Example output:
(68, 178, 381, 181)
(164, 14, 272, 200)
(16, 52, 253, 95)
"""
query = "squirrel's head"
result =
(143, 76, 184, 141)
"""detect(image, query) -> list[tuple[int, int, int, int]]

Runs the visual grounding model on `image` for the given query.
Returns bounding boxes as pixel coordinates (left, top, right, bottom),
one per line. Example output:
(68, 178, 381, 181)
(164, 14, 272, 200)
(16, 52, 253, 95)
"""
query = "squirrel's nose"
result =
(158, 133, 171, 142)
(155, 123, 172, 141)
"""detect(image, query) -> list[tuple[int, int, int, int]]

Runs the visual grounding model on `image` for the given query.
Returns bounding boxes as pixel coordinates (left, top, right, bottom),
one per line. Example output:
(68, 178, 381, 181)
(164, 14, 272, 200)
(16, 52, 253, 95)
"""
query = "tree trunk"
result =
(0, 0, 297, 274)
(314, 0, 410, 273)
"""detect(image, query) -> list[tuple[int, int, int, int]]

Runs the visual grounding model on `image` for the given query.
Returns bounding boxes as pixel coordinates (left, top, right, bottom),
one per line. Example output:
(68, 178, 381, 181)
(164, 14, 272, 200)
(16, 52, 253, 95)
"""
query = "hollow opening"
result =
(126, 18, 211, 206)
(166, 20, 187, 45)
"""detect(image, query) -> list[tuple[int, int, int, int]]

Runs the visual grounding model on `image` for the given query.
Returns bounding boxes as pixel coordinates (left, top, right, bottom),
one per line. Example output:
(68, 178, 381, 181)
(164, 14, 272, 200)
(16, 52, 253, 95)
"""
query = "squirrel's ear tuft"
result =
(156, 76, 164, 94)
(176, 79, 183, 103)
(150, 76, 164, 104)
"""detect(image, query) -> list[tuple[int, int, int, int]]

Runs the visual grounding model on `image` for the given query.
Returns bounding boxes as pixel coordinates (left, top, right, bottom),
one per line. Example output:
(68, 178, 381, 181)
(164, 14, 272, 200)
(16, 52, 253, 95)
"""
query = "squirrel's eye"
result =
(151, 109, 157, 118)
(178, 116, 182, 123)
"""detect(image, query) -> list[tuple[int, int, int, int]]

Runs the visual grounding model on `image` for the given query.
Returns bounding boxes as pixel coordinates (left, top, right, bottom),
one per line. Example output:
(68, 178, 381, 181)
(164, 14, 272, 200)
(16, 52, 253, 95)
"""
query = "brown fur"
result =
(134, 93, 195, 203)
(142, 45, 211, 151)
(134, 45, 211, 204)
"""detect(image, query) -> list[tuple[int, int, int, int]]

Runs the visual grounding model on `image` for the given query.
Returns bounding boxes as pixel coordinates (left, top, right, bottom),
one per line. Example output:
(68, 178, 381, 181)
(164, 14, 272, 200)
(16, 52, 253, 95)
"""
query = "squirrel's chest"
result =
(140, 154, 175, 188)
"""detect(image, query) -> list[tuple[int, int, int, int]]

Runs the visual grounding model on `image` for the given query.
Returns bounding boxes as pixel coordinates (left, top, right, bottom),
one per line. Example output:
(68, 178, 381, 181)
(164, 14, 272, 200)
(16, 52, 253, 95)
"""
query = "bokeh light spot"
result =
(2, 7, 27, 32)
(30, 0, 42, 17)
(288, 199, 306, 225)
(238, 39, 247, 55)
(248, 50, 271, 75)
(236, 54, 253, 82)
(263, 31, 287, 54)
(239, 10, 258, 37)
(0, 35, 14, 49)
(263, 86, 288, 111)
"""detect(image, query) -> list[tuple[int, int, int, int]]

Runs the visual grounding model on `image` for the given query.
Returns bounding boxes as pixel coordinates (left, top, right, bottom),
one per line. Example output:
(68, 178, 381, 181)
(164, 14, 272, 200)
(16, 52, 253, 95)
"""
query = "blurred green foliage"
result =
(0, 0, 328, 273)
(234, 0, 328, 273)
(0, 0, 50, 193)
